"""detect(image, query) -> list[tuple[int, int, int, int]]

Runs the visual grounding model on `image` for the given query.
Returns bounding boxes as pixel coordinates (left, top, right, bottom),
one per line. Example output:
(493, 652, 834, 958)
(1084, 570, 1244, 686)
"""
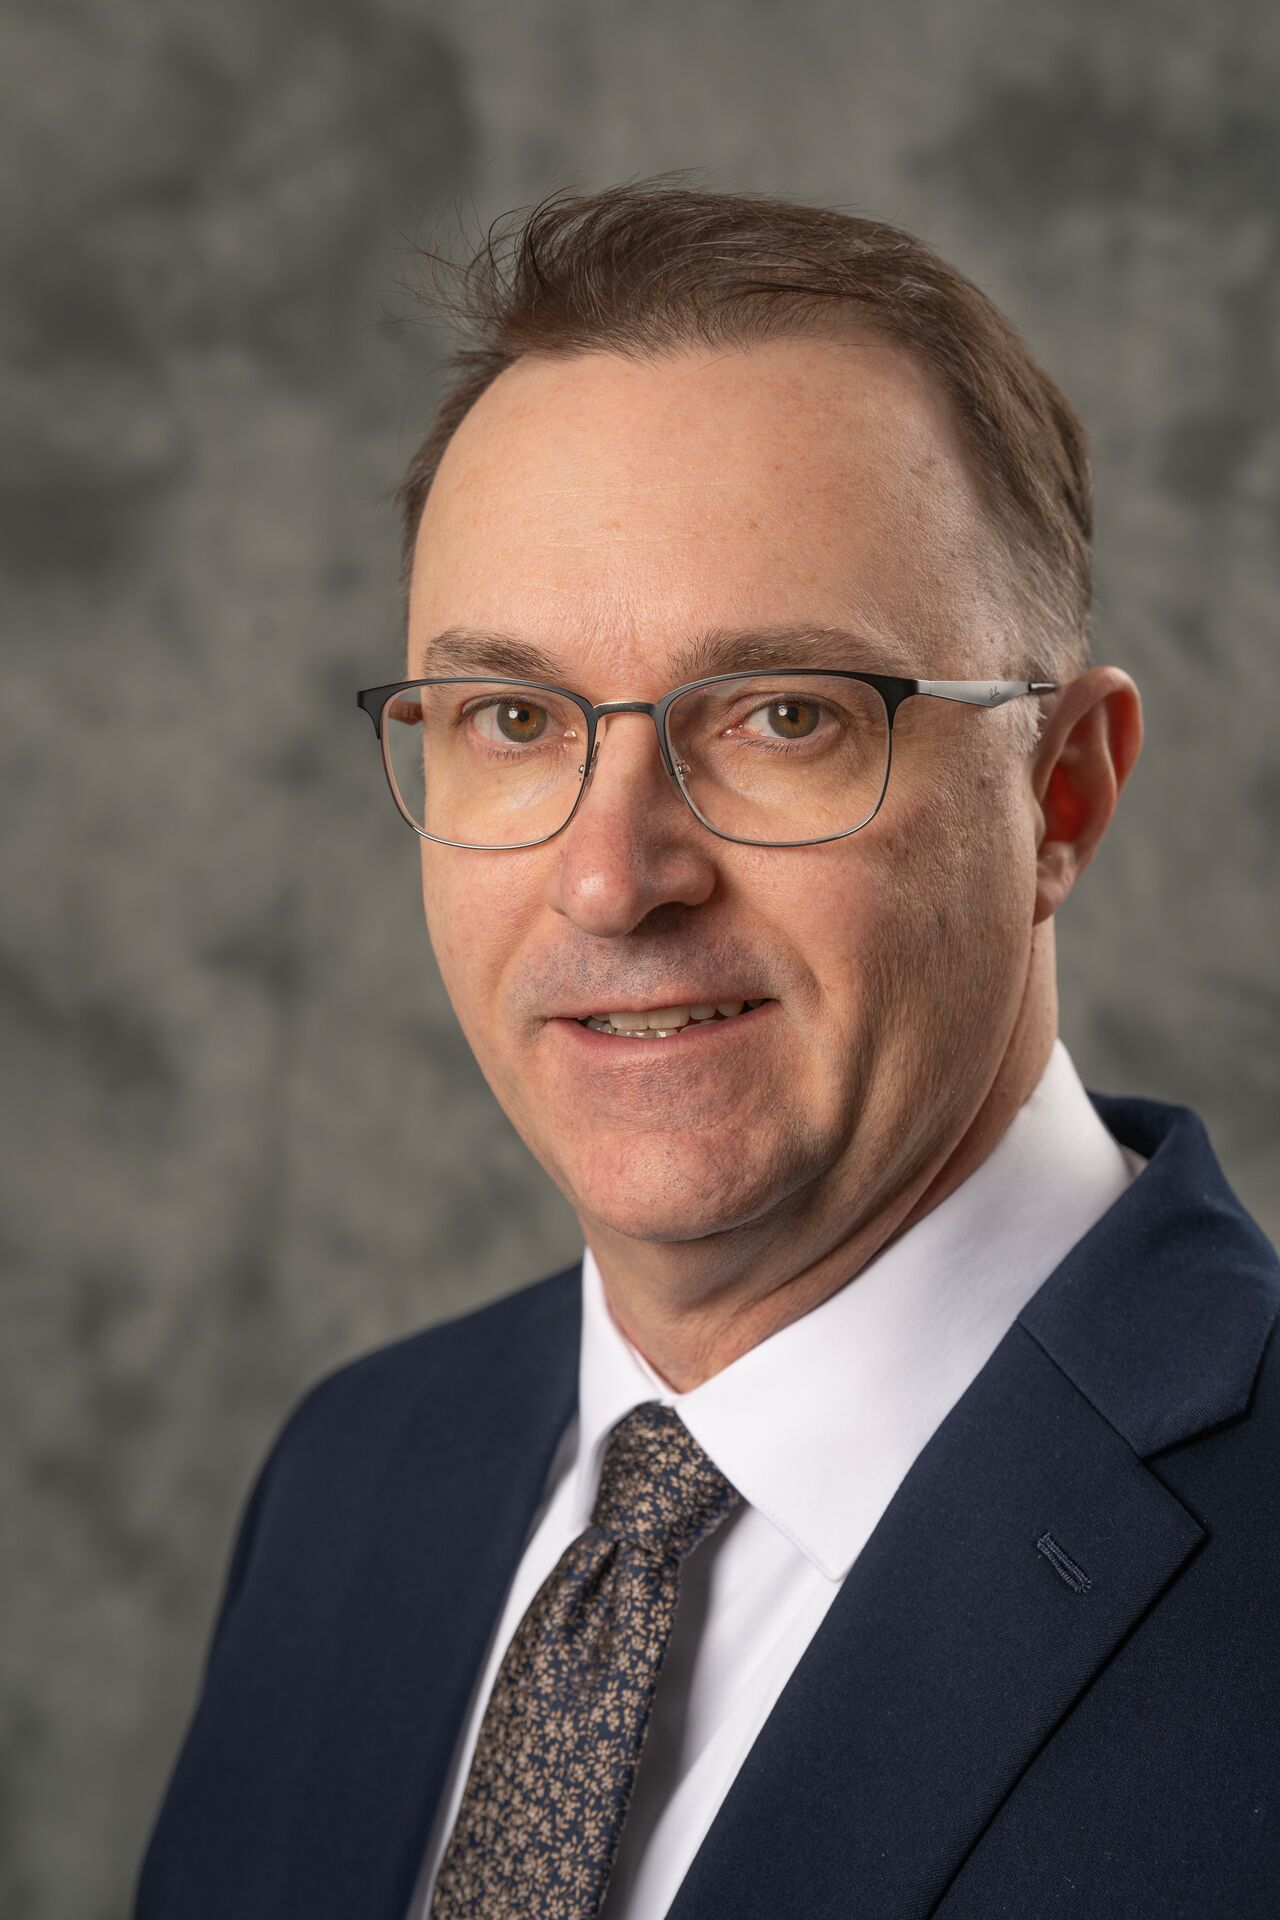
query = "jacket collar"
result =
(1022, 1087, 1279, 1455)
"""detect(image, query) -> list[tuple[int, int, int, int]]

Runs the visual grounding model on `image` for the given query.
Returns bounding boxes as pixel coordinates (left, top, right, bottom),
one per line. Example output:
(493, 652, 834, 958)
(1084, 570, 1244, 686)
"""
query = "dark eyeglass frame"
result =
(355, 669, 1061, 851)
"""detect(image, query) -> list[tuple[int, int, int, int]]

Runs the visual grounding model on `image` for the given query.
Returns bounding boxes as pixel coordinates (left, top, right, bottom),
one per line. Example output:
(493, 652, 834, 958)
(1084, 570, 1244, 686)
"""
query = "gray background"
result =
(4, 1, 1278, 1913)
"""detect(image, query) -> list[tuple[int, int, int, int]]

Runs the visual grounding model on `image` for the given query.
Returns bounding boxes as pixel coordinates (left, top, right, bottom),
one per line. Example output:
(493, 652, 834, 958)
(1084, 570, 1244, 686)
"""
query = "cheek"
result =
(795, 806, 1007, 1032)
(420, 856, 460, 977)
(758, 837, 914, 1026)
(887, 781, 1035, 1020)
(420, 851, 544, 1048)
(420, 857, 498, 1017)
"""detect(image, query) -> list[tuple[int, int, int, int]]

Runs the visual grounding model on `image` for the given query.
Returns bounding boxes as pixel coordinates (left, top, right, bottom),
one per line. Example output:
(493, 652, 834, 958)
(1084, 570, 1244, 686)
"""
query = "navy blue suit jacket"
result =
(135, 1089, 1280, 1917)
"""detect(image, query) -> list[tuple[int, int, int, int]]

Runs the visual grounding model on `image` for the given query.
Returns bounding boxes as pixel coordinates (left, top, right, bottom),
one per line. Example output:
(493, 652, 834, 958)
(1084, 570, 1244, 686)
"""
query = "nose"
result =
(544, 711, 719, 936)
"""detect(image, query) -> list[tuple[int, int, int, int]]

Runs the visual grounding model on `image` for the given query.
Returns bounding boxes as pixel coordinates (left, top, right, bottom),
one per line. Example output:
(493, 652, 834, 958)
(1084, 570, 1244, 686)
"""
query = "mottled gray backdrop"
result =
(4, 1, 1278, 1912)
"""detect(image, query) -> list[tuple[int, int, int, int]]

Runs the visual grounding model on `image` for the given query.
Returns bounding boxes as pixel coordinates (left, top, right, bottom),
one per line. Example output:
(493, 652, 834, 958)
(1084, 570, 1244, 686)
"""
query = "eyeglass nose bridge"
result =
(576, 698, 688, 792)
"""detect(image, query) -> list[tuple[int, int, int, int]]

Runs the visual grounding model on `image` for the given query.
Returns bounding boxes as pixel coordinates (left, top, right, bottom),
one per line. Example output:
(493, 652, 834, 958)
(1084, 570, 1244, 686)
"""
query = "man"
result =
(134, 184, 1280, 1918)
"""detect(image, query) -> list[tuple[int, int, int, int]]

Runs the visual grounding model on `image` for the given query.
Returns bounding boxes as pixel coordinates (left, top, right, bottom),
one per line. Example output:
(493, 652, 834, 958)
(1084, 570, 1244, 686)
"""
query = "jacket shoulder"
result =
(203, 1262, 581, 1666)
(269, 1260, 581, 1470)
(1029, 1088, 1280, 1457)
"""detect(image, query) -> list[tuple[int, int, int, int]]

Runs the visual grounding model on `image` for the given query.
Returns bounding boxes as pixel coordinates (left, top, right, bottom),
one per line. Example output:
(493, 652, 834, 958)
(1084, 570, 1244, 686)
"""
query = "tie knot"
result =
(590, 1401, 741, 1562)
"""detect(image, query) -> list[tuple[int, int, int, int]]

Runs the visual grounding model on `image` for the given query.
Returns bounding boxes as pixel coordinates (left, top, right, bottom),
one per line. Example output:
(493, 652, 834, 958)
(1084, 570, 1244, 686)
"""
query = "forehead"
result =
(408, 334, 994, 684)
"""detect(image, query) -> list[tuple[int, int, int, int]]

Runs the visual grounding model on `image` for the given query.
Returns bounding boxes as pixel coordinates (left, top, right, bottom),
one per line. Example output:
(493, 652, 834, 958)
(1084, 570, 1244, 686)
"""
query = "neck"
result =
(585, 928, 1059, 1392)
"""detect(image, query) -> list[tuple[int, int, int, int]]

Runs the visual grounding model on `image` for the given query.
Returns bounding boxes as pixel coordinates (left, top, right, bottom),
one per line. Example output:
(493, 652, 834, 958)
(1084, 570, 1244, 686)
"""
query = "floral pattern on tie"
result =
(428, 1400, 742, 1920)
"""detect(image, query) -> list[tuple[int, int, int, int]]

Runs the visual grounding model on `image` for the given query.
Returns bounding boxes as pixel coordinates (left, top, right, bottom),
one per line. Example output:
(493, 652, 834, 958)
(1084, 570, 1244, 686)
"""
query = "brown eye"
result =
(494, 699, 547, 743)
(747, 699, 821, 740)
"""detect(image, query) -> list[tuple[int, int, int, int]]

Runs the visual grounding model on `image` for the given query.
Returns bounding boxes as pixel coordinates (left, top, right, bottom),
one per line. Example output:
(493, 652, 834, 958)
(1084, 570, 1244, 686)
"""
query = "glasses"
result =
(355, 669, 1060, 851)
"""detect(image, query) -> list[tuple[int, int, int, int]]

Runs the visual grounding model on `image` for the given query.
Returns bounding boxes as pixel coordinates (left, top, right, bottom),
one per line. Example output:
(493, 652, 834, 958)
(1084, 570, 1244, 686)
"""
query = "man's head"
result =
(392, 183, 1141, 1275)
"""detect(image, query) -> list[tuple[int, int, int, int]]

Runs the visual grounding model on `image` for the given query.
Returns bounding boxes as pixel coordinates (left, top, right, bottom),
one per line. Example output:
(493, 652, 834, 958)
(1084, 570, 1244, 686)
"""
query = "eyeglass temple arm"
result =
(914, 679, 1060, 708)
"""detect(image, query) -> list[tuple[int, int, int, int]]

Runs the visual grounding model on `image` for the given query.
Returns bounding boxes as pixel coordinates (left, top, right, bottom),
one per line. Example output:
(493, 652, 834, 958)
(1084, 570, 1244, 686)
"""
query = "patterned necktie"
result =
(428, 1399, 742, 1920)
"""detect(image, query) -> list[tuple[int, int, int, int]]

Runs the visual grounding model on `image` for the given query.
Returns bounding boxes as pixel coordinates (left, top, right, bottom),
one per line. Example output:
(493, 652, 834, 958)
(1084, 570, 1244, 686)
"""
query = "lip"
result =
(550, 994, 770, 1023)
(546, 999, 778, 1055)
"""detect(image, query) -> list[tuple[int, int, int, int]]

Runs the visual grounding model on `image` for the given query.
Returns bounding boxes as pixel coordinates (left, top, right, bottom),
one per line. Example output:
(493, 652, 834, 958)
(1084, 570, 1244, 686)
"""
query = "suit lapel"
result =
(291, 1267, 581, 1920)
(666, 1320, 1203, 1919)
(667, 1090, 1278, 1920)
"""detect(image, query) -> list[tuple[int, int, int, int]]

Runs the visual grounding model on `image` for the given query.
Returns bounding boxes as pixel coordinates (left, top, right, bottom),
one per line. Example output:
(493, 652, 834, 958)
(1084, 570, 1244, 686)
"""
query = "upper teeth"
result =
(584, 1000, 762, 1036)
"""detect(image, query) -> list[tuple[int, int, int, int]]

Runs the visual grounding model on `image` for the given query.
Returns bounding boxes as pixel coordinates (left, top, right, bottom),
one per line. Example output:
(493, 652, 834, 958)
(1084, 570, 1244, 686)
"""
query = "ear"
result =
(1031, 667, 1143, 926)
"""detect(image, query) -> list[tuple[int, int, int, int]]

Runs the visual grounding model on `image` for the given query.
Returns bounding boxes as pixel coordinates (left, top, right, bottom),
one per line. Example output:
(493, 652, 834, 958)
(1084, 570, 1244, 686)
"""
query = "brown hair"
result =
(392, 177, 1093, 682)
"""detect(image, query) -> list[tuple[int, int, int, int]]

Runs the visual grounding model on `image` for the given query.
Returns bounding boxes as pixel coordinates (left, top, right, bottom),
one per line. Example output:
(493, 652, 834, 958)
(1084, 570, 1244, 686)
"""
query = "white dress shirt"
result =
(407, 1039, 1147, 1919)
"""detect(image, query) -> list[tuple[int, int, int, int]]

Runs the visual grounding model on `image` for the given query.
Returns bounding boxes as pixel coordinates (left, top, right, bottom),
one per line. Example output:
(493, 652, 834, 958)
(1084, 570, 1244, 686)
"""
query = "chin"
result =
(579, 1194, 741, 1246)
(559, 1135, 823, 1248)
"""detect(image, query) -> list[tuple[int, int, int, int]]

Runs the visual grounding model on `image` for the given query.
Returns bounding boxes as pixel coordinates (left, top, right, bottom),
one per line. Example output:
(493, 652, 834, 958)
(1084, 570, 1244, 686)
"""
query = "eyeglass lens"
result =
(382, 675, 890, 848)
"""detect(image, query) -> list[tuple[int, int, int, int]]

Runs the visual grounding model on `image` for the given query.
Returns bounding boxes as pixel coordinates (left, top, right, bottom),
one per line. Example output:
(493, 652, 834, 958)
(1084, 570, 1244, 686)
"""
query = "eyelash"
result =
(456, 696, 575, 757)
(723, 697, 839, 746)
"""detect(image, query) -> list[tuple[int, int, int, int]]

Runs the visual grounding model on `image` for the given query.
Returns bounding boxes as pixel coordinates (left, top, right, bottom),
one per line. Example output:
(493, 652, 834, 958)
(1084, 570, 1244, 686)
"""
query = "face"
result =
(407, 334, 1042, 1259)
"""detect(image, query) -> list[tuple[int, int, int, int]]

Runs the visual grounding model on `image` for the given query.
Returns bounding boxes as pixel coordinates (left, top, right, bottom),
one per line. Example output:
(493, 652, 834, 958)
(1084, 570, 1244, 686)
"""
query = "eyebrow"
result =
(413, 622, 906, 684)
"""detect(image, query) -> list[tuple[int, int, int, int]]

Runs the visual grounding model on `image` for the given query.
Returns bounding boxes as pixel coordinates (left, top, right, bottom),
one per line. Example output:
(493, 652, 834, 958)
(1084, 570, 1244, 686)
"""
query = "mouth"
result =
(574, 998, 771, 1039)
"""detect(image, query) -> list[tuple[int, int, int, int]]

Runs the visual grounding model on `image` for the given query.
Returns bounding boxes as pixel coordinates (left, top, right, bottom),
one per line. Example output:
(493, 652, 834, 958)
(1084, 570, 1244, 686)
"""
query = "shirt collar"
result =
(575, 1039, 1144, 1581)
